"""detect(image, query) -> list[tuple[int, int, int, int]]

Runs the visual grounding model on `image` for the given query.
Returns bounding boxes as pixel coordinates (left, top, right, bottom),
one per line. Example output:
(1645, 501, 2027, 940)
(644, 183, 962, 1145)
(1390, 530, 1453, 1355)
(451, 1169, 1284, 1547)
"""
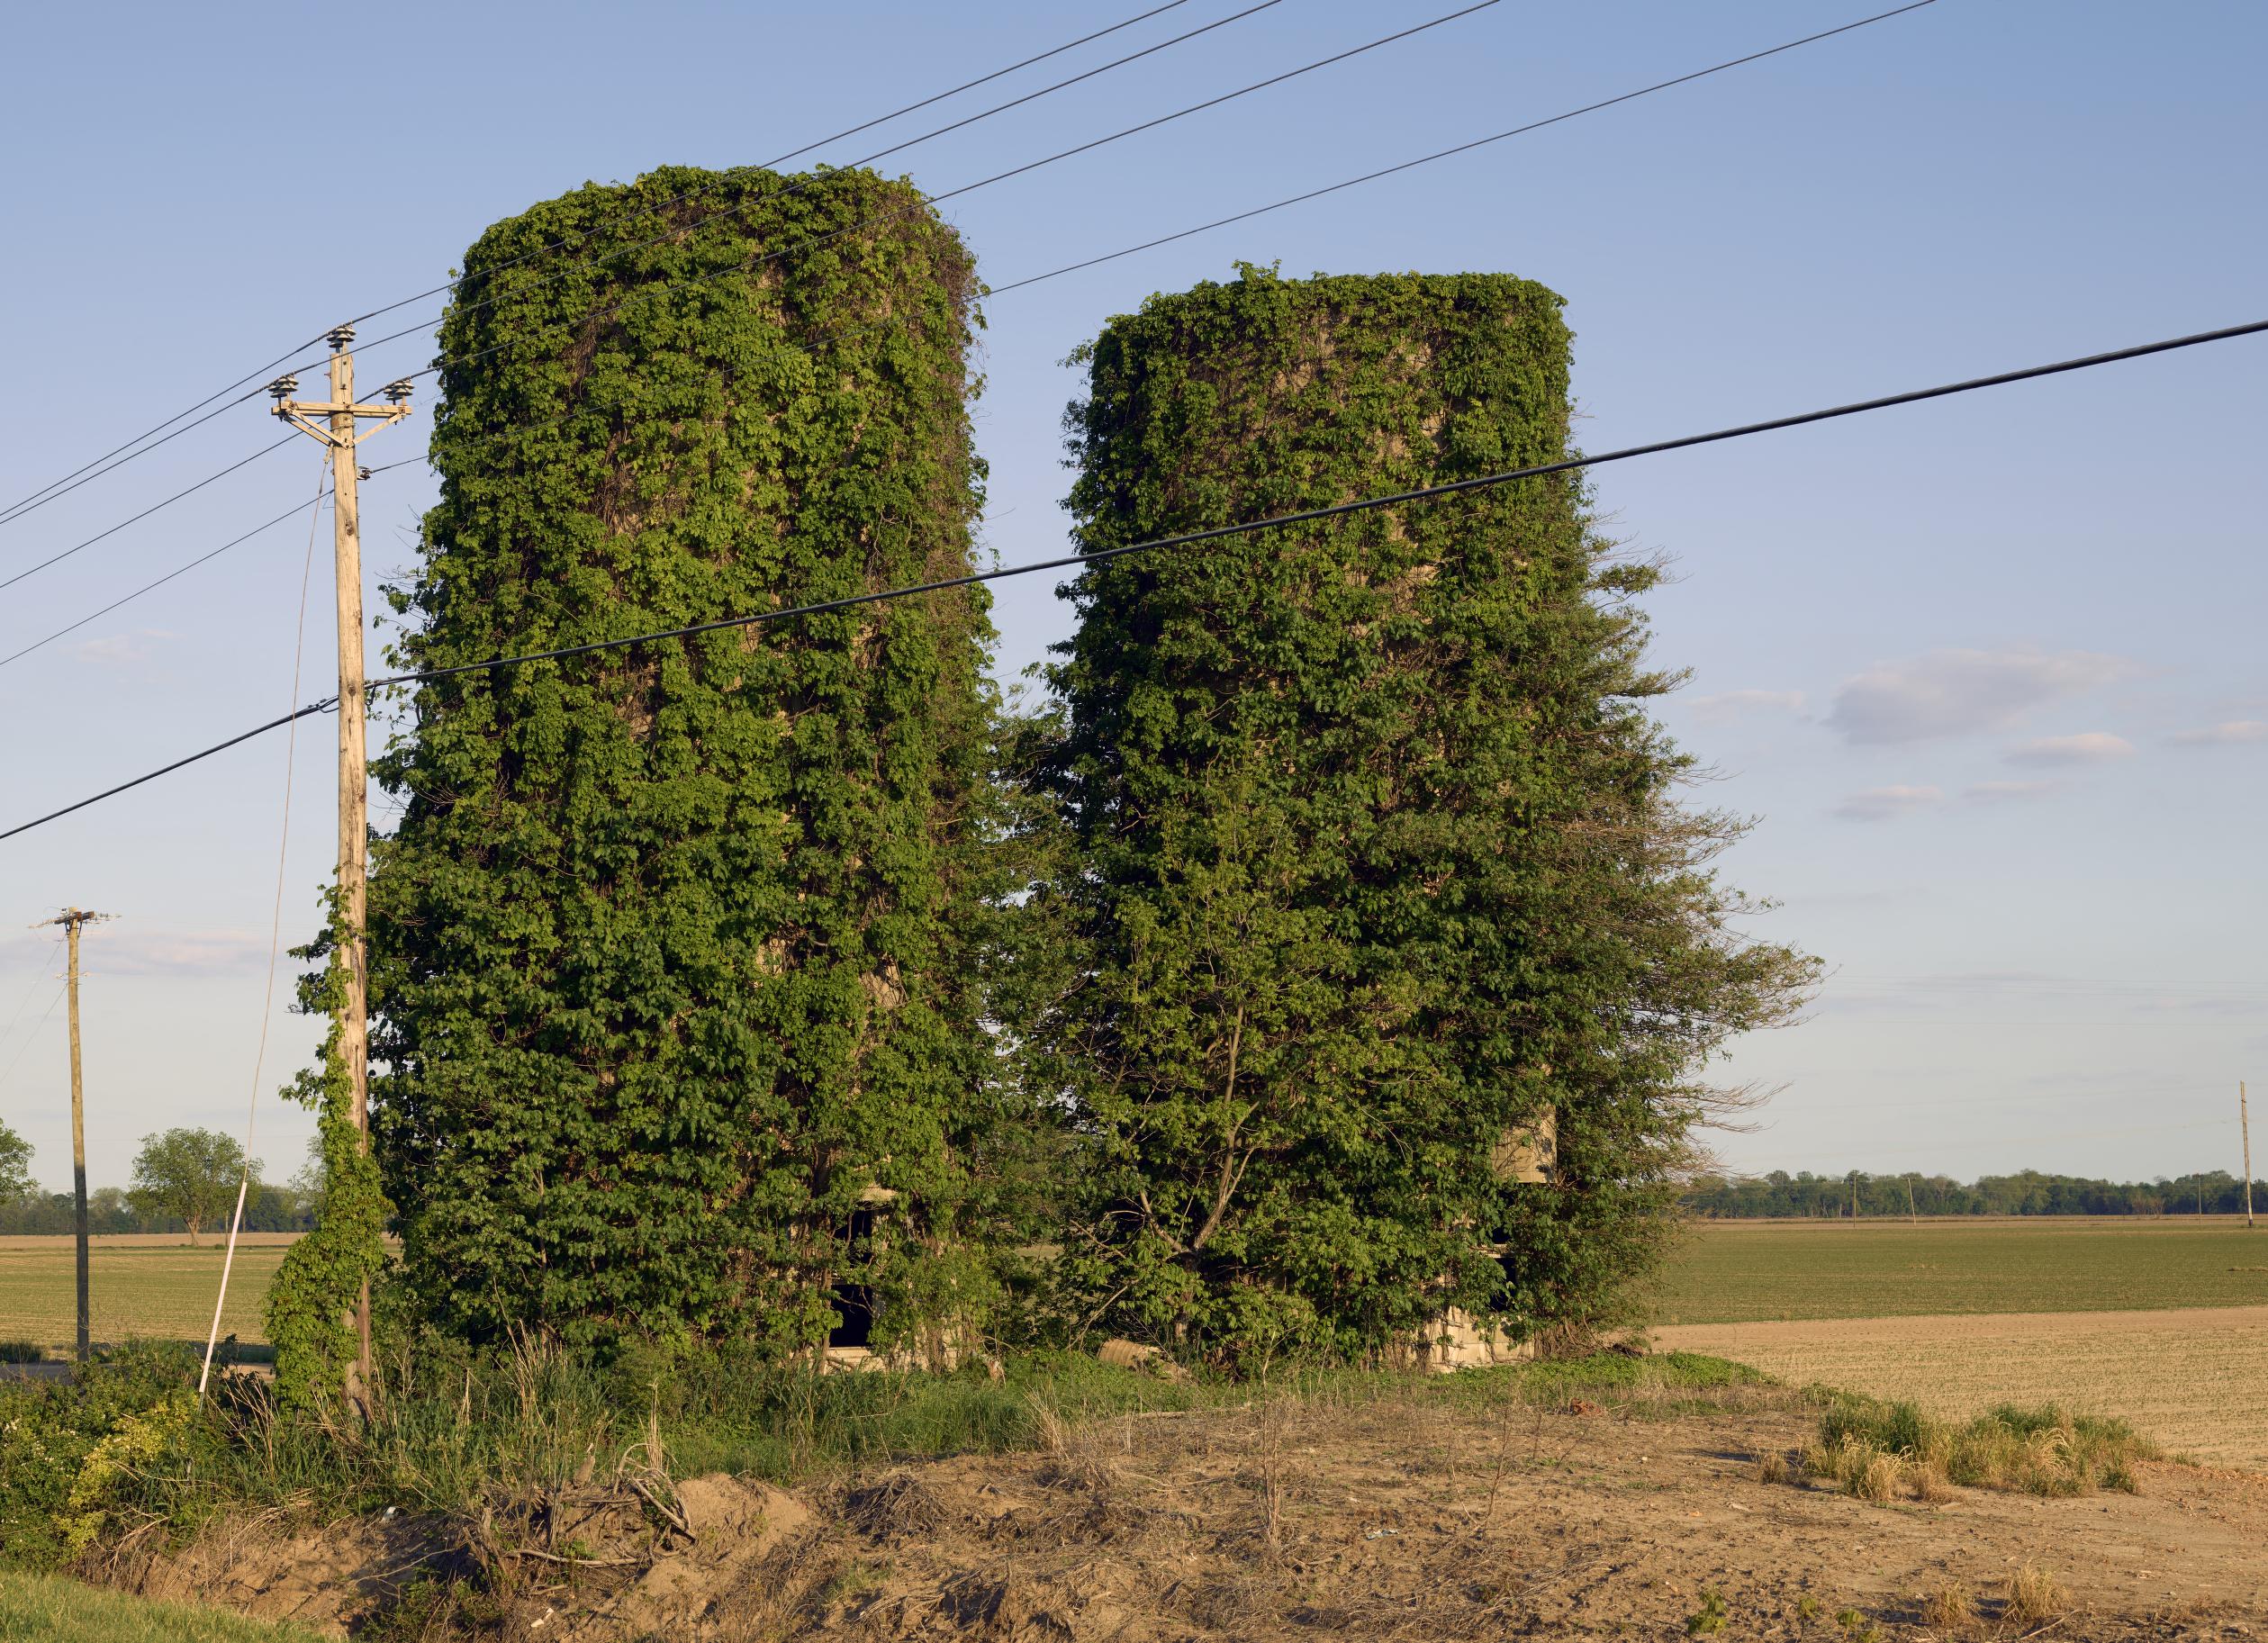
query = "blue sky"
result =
(1, 0, 2262, 1193)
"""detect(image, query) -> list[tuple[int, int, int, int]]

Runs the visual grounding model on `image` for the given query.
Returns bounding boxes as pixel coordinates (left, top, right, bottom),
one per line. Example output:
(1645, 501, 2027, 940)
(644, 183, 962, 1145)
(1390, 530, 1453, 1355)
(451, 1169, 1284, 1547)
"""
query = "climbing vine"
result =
(265, 905, 390, 1411)
(1025, 265, 1814, 1364)
(364, 165, 998, 1353)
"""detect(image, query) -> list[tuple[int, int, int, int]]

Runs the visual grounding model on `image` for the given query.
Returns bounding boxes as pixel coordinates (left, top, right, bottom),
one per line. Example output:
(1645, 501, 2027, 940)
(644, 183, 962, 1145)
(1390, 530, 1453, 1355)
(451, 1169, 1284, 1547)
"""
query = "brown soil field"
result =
(1653, 1304, 2268, 1471)
(118, 1376, 2268, 1640)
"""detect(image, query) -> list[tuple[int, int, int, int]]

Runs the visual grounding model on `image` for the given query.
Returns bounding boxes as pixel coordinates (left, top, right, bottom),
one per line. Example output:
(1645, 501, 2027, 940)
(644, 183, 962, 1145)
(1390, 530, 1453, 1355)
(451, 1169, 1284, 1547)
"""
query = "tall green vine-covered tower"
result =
(1035, 265, 1810, 1363)
(366, 166, 998, 1354)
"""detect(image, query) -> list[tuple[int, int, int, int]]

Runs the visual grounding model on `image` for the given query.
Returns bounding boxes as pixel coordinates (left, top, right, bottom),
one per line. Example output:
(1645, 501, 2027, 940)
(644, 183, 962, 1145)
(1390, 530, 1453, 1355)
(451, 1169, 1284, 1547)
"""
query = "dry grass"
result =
(1920, 1581, 1976, 1631)
(2006, 1562, 2064, 1627)
(1654, 1304, 2268, 1469)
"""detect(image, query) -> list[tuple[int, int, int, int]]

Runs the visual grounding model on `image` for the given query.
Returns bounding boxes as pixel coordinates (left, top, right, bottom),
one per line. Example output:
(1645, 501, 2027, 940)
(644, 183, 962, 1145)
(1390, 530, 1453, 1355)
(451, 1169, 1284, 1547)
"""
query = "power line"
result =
(332, 0, 1211, 339)
(1730, 1115, 2236, 1168)
(0, 378, 288, 530)
(991, 0, 1938, 294)
(0, 486, 333, 670)
(301, 1, 1505, 397)
(355, 0, 1939, 483)
(338, 0, 1285, 362)
(4, 314, 2261, 846)
(3, 2, 1488, 604)
(0, 941, 62, 1055)
(0, 437, 295, 593)
(0, 985, 66, 1093)
(0, 0, 1213, 527)
(375, 315, 2268, 689)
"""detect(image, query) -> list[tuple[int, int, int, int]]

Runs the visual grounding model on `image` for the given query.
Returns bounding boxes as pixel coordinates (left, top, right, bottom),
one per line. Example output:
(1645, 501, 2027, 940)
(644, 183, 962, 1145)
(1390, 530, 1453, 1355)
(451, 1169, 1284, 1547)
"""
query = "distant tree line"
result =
(1683, 1168, 2263, 1218)
(0, 1117, 322, 1238)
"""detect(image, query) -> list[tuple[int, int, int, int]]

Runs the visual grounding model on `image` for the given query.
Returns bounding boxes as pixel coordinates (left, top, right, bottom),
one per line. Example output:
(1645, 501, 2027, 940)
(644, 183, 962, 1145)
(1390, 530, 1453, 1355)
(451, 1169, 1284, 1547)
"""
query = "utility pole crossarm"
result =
(271, 397, 412, 447)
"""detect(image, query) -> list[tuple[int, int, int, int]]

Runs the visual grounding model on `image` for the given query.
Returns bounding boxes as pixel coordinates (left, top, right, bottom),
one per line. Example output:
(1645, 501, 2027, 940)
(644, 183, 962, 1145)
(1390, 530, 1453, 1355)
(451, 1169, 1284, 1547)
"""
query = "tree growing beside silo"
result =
(1030, 265, 1812, 1364)
(360, 165, 1001, 1355)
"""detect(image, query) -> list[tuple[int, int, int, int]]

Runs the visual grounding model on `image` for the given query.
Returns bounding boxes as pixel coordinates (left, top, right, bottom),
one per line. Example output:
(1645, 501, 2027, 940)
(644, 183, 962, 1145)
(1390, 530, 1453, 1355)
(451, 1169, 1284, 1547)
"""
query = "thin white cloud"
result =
(0, 926, 279, 979)
(72, 629, 171, 667)
(1831, 785, 1944, 822)
(2004, 732, 2134, 766)
(1965, 779, 2063, 802)
(1825, 647, 2137, 745)
(2170, 719, 2268, 747)
(1686, 689, 1806, 726)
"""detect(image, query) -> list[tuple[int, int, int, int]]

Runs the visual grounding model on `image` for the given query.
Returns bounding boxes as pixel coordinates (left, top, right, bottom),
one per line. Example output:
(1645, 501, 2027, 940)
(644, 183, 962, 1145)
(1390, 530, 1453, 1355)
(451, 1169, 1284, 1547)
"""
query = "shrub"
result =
(0, 1342, 202, 1571)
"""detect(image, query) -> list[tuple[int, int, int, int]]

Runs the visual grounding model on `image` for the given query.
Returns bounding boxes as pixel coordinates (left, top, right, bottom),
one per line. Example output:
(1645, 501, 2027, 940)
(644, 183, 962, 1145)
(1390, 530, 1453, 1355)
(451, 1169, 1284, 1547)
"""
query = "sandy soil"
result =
(121, 1376, 2268, 1639)
(1653, 1305, 2268, 1470)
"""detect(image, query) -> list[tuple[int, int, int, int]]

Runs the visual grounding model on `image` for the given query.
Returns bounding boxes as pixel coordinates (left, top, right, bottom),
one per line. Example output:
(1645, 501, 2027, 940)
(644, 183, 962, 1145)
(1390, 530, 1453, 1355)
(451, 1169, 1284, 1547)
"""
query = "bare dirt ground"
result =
(122, 1377, 2268, 1640)
(1653, 1305, 2268, 1471)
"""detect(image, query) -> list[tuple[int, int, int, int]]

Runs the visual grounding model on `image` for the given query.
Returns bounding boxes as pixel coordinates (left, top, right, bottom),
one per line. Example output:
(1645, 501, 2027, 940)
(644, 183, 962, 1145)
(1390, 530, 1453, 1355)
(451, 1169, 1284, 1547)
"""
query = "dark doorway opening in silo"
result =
(828, 1204, 879, 1349)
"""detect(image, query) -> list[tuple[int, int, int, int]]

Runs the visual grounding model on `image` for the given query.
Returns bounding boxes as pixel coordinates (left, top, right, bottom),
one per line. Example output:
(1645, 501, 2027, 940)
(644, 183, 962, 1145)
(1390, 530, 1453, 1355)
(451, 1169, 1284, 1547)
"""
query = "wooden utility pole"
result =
(2240, 1079, 2258, 1234)
(1905, 1173, 1919, 1224)
(40, 908, 113, 1362)
(270, 330, 411, 1406)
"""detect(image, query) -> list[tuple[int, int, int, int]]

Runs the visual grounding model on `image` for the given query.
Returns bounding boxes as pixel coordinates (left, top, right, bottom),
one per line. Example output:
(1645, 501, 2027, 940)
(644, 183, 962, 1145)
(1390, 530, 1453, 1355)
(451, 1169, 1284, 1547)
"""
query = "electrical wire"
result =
(338, 0, 1284, 356)
(291, 1, 1505, 396)
(0, 986, 65, 1093)
(0, 486, 333, 670)
(0, 436, 295, 593)
(333, 0, 1210, 337)
(1730, 1115, 2235, 1168)
(990, 0, 1938, 293)
(2, 2, 1485, 601)
(0, 382, 285, 530)
(0, 1, 1216, 527)
(0, 940, 61, 1059)
(348, 0, 1942, 485)
(5, 313, 2262, 846)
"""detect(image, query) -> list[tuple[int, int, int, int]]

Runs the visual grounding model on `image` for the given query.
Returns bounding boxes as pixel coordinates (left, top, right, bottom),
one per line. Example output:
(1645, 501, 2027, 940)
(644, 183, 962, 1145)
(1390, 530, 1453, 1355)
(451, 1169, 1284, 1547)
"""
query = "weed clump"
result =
(1921, 1582, 1976, 1631)
(1808, 1395, 2151, 1503)
(2006, 1562, 2064, 1626)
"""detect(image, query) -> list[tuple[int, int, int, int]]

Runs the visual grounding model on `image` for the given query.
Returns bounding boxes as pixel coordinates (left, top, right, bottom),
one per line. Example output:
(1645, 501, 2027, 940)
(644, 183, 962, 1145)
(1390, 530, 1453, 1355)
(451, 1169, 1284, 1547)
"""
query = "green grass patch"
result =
(0, 1243, 289, 1352)
(0, 1570, 323, 1642)
(1653, 1220, 2268, 1325)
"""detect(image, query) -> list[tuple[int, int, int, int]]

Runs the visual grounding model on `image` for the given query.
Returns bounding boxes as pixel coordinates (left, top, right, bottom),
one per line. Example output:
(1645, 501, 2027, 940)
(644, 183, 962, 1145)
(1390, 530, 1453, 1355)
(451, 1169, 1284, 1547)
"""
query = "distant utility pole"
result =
(270, 330, 411, 1407)
(39, 908, 113, 1362)
(2244, 1081, 2254, 1230)
(1905, 1173, 1919, 1224)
